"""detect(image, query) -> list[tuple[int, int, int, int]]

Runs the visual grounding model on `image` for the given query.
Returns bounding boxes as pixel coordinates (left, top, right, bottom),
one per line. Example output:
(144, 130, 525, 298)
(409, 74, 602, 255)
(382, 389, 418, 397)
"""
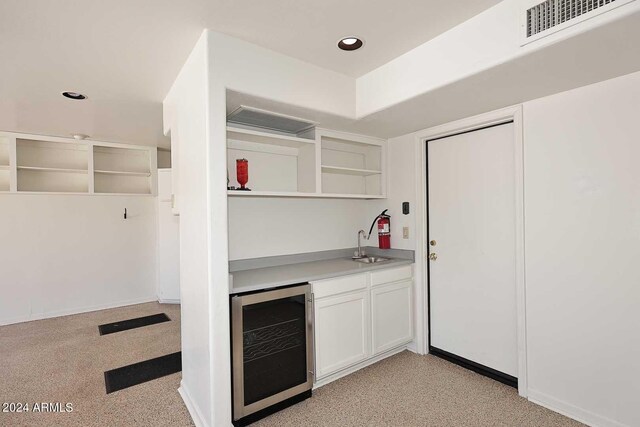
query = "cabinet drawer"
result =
(370, 265, 412, 287)
(312, 273, 367, 299)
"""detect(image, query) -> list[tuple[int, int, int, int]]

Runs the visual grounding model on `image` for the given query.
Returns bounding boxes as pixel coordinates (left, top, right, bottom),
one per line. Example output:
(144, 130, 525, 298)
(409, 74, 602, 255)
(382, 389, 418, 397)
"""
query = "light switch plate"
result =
(403, 227, 409, 239)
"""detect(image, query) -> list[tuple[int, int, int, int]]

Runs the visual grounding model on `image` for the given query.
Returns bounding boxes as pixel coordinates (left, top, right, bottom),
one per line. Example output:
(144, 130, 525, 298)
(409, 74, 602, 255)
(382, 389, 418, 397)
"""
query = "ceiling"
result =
(0, 0, 501, 148)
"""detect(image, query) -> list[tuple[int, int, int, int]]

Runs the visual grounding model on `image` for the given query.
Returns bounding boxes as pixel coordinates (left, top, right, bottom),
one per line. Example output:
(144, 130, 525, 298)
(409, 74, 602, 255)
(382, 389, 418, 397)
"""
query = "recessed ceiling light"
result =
(338, 37, 364, 51)
(62, 91, 87, 100)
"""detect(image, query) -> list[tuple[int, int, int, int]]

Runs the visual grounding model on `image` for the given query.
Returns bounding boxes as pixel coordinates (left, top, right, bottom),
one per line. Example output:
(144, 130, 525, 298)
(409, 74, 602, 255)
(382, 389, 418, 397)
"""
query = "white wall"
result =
(157, 169, 180, 302)
(158, 149, 171, 168)
(356, 0, 640, 117)
(228, 198, 370, 260)
(368, 133, 418, 251)
(523, 71, 640, 427)
(163, 32, 214, 426)
(211, 32, 355, 118)
(384, 70, 640, 426)
(0, 195, 157, 325)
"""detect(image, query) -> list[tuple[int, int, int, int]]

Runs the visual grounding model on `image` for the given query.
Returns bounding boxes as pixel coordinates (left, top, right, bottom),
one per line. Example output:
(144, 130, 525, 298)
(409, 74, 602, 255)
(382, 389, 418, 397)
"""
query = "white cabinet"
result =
(311, 264, 413, 382)
(314, 290, 370, 378)
(371, 280, 413, 355)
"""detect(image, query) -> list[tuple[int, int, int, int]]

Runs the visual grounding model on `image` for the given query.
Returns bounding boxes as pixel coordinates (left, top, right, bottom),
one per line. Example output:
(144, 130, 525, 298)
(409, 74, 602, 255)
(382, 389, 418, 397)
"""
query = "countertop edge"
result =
(229, 258, 413, 295)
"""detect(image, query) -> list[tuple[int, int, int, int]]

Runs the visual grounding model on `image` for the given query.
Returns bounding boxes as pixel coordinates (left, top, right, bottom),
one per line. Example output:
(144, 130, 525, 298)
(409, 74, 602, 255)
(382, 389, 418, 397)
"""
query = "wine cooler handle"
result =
(308, 292, 316, 381)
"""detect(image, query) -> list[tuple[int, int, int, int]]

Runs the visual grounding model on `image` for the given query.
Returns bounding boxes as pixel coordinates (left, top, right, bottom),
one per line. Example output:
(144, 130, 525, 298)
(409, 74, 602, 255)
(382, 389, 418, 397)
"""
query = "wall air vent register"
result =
(523, 0, 634, 42)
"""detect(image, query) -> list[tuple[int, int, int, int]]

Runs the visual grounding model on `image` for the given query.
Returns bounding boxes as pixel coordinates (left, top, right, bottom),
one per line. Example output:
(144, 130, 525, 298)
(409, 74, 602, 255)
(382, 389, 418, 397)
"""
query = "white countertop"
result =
(230, 257, 413, 294)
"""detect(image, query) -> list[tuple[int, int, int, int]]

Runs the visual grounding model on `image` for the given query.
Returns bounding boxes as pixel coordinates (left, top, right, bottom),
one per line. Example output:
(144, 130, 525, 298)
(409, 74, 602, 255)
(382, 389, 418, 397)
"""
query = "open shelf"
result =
(93, 146, 152, 194)
(95, 169, 151, 177)
(18, 168, 88, 193)
(17, 166, 87, 174)
(227, 126, 316, 194)
(0, 165, 9, 171)
(93, 146, 151, 174)
(227, 190, 385, 199)
(94, 173, 151, 194)
(321, 165, 381, 176)
(319, 130, 384, 197)
(16, 139, 89, 193)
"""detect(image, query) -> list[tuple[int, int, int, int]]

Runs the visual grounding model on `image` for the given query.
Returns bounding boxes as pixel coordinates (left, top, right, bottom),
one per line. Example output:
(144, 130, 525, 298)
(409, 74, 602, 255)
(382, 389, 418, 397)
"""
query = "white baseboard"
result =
(528, 389, 628, 427)
(158, 298, 181, 304)
(179, 381, 208, 427)
(0, 296, 158, 326)
(314, 344, 409, 388)
(406, 340, 419, 354)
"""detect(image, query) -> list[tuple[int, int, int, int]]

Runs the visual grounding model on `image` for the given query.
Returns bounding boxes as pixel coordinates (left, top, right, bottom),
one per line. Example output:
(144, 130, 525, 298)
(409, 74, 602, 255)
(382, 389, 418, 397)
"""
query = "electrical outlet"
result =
(403, 227, 409, 239)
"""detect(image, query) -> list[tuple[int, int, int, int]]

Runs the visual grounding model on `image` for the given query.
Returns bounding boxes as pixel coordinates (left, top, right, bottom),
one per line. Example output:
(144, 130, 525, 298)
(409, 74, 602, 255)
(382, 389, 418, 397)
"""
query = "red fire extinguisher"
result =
(368, 209, 391, 249)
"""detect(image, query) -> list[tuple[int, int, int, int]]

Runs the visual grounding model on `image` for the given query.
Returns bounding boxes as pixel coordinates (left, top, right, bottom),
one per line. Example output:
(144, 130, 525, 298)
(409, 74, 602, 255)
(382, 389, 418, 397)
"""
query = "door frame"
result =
(414, 105, 527, 397)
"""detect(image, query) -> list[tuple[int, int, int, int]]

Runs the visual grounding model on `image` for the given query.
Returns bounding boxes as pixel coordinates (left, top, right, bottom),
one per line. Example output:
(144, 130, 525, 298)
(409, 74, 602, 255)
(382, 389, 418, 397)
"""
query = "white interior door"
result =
(428, 122, 518, 378)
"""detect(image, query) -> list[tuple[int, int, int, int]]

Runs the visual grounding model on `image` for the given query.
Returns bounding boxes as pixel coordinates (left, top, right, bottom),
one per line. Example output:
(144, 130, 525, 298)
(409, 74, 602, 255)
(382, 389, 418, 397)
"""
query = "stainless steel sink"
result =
(352, 256, 390, 264)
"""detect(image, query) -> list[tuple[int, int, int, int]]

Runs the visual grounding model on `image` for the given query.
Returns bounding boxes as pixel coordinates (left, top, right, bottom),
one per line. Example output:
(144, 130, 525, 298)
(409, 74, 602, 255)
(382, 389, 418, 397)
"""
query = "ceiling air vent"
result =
(227, 106, 316, 136)
(526, 0, 620, 37)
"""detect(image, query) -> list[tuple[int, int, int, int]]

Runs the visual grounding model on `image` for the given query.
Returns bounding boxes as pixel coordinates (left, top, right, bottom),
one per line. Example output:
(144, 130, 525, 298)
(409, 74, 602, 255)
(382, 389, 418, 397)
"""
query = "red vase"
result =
(236, 159, 249, 190)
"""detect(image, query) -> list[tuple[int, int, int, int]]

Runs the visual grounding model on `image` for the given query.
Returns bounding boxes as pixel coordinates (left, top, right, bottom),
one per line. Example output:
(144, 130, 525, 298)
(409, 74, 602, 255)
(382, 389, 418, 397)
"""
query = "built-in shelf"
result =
(227, 125, 316, 194)
(321, 165, 381, 176)
(0, 131, 157, 195)
(319, 129, 385, 197)
(95, 169, 151, 177)
(93, 146, 152, 195)
(227, 190, 385, 199)
(17, 166, 87, 174)
(225, 109, 386, 199)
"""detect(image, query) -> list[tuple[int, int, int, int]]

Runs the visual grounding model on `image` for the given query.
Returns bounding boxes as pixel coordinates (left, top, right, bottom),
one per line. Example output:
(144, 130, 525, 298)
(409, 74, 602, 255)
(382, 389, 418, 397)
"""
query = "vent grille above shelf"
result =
(526, 0, 618, 37)
(227, 106, 316, 135)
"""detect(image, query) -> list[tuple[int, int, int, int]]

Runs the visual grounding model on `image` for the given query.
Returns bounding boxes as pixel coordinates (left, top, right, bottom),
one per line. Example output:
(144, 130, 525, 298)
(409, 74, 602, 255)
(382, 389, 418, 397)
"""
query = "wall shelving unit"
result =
(226, 125, 386, 199)
(16, 138, 89, 193)
(227, 126, 316, 194)
(94, 146, 152, 194)
(0, 131, 157, 196)
(318, 129, 384, 198)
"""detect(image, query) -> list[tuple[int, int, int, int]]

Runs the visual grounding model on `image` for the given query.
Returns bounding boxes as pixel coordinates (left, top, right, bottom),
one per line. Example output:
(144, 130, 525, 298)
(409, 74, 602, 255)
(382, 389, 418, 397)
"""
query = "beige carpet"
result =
(255, 351, 584, 427)
(0, 302, 193, 427)
(1, 303, 583, 427)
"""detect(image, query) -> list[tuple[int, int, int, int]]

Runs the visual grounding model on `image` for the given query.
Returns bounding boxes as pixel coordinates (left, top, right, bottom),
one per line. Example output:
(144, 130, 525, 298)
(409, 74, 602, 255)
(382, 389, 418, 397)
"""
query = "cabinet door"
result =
(314, 290, 369, 379)
(371, 280, 413, 355)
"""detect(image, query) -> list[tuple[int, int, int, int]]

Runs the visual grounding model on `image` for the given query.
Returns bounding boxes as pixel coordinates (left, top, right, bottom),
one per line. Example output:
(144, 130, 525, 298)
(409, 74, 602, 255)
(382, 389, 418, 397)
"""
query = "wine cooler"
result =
(231, 284, 314, 425)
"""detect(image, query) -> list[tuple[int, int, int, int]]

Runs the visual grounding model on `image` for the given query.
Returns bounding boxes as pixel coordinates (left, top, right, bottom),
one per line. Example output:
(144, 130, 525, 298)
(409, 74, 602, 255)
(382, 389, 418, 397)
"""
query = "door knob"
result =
(429, 253, 438, 261)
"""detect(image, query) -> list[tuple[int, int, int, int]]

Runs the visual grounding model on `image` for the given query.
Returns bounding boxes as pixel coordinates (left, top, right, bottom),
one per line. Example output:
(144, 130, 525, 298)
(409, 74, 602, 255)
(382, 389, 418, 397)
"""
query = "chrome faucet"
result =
(354, 230, 368, 259)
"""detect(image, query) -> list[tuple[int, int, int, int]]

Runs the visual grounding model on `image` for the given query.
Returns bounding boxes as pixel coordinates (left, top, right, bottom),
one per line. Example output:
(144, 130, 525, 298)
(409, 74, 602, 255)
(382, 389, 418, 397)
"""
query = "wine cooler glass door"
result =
(232, 284, 313, 420)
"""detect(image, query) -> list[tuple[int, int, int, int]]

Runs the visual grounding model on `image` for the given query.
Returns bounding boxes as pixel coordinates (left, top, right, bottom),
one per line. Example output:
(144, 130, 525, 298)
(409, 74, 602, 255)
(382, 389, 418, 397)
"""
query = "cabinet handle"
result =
(309, 293, 316, 381)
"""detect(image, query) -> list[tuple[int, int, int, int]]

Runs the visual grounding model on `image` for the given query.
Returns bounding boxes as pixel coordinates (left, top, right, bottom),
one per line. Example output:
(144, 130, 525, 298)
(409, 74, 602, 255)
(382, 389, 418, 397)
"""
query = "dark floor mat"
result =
(98, 313, 170, 335)
(104, 352, 182, 394)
